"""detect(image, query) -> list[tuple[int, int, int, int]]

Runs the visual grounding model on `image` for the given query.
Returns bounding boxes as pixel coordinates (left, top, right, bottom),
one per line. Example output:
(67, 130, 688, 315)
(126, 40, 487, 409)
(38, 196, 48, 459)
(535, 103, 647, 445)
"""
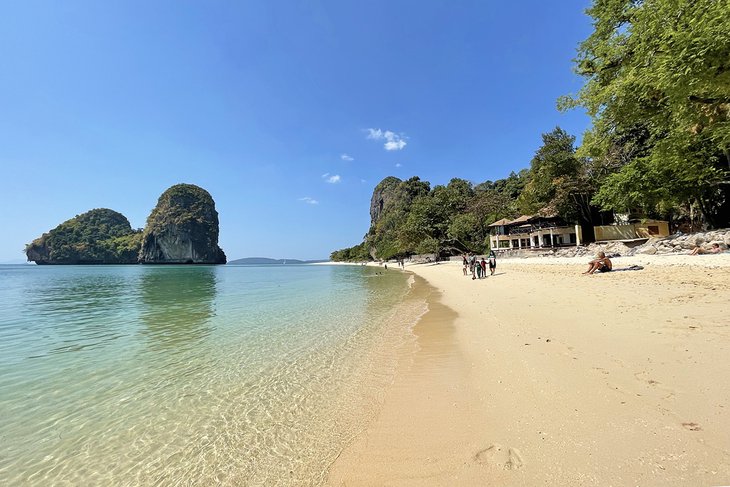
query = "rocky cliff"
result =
(369, 176, 403, 231)
(139, 184, 226, 264)
(25, 209, 142, 264)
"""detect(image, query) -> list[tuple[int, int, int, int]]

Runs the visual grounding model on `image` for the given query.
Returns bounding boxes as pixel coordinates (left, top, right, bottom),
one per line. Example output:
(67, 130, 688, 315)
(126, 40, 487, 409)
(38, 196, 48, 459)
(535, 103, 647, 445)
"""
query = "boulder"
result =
(635, 245, 658, 255)
(139, 184, 226, 264)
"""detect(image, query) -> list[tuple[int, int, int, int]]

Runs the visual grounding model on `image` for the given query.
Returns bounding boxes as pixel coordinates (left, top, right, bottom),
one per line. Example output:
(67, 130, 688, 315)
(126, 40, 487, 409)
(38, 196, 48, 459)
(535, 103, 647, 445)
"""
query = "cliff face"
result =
(25, 209, 141, 264)
(369, 176, 403, 232)
(26, 185, 226, 265)
(139, 184, 226, 264)
(365, 176, 432, 259)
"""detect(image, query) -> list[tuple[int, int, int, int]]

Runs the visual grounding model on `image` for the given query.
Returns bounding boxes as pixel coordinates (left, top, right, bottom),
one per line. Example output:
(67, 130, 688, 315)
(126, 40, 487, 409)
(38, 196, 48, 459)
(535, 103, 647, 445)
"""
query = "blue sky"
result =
(0, 0, 593, 262)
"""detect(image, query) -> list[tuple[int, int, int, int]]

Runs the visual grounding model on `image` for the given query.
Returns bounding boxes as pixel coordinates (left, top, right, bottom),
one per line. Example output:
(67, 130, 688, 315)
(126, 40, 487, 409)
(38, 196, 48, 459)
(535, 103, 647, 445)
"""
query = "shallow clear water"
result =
(0, 264, 424, 486)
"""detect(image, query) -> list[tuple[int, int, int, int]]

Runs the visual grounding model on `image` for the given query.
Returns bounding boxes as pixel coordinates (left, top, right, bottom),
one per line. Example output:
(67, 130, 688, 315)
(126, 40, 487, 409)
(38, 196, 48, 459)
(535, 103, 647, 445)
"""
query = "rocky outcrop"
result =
(139, 184, 226, 264)
(631, 229, 730, 255)
(25, 209, 141, 264)
(25, 185, 227, 265)
(369, 176, 403, 230)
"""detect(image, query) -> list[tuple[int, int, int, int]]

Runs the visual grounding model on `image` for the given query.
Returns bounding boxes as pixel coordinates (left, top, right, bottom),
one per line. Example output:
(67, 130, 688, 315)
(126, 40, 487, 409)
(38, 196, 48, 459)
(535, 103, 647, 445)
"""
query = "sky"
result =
(0, 0, 594, 262)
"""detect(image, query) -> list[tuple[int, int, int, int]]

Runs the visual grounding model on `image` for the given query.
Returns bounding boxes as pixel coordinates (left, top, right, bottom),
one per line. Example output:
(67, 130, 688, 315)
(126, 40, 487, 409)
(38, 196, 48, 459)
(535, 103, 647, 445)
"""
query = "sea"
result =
(0, 264, 426, 486)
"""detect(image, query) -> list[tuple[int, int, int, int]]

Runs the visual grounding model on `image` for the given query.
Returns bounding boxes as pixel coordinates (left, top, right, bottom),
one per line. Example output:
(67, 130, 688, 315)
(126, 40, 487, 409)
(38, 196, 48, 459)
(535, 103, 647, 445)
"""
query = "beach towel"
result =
(611, 265, 644, 272)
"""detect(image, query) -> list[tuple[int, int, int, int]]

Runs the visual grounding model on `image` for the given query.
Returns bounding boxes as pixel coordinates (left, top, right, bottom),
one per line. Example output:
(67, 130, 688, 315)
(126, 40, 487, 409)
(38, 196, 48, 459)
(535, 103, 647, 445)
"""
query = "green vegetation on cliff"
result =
(140, 183, 226, 264)
(144, 184, 219, 231)
(331, 171, 524, 262)
(25, 209, 142, 264)
(25, 184, 226, 265)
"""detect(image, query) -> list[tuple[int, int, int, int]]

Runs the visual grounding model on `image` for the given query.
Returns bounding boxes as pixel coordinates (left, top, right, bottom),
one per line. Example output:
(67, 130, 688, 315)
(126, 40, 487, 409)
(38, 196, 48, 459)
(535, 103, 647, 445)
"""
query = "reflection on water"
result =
(19, 268, 136, 359)
(0, 264, 424, 486)
(139, 266, 216, 349)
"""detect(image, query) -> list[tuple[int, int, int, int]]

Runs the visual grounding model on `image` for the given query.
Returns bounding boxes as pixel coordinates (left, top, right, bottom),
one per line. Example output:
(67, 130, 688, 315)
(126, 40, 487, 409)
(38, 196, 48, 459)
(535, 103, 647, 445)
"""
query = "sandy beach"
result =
(327, 254, 730, 486)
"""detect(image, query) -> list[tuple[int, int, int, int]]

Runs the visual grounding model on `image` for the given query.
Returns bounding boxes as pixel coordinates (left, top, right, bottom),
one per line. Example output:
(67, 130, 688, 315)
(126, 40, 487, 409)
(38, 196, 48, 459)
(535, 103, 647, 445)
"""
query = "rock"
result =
(367, 176, 430, 259)
(587, 241, 632, 256)
(636, 245, 657, 255)
(369, 176, 403, 229)
(25, 209, 141, 264)
(638, 229, 730, 254)
(139, 184, 226, 264)
(687, 234, 705, 247)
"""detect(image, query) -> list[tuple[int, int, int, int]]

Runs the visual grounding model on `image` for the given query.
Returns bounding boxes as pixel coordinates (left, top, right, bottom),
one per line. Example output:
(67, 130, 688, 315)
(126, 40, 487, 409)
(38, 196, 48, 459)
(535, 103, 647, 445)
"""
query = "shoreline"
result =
(327, 256, 730, 485)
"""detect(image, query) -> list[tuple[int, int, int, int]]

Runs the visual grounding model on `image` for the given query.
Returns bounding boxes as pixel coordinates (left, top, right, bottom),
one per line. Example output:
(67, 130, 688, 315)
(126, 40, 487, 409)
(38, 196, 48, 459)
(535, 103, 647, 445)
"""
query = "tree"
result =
(562, 0, 730, 228)
(394, 178, 479, 256)
(517, 127, 598, 228)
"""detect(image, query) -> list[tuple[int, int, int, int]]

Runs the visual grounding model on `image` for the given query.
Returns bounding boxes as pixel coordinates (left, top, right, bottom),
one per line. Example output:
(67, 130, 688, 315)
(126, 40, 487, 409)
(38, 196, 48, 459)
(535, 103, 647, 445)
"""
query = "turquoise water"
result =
(0, 264, 423, 486)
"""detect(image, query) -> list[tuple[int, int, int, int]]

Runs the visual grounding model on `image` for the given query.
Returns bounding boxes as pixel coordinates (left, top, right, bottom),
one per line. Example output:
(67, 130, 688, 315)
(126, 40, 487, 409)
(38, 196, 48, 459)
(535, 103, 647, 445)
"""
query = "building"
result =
(594, 219, 670, 241)
(489, 215, 582, 250)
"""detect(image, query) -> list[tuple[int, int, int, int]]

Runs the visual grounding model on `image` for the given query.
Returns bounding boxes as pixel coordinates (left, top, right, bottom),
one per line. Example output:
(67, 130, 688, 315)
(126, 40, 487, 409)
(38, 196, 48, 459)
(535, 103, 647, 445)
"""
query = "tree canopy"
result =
(561, 0, 730, 227)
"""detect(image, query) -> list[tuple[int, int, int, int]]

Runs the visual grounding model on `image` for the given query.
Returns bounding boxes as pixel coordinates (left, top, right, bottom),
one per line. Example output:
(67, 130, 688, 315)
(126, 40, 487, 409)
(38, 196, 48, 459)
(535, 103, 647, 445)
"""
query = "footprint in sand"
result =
(473, 443, 524, 470)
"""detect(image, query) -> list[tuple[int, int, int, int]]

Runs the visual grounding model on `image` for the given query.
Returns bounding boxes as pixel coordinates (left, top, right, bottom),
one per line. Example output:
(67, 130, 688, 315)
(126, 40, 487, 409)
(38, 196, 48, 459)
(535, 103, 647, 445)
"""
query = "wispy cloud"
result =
(321, 173, 341, 183)
(366, 128, 407, 151)
(395, 163, 402, 168)
(340, 153, 354, 161)
(299, 197, 319, 205)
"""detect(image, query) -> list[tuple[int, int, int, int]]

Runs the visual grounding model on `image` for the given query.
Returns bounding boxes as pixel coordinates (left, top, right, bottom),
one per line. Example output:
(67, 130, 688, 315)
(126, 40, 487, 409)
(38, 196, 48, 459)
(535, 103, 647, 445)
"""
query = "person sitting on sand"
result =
(583, 251, 612, 275)
(690, 243, 722, 255)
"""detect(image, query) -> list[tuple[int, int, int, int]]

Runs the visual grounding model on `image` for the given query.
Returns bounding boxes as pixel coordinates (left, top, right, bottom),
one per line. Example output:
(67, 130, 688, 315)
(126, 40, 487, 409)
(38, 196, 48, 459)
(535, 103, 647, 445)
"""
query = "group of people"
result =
(462, 251, 496, 280)
(582, 242, 724, 275)
(690, 243, 722, 255)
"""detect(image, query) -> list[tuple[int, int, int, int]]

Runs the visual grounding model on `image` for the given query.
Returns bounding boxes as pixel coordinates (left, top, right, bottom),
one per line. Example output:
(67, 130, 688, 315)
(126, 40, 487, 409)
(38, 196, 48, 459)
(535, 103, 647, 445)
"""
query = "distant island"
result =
(25, 183, 226, 265)
(228, 257, 328, 265)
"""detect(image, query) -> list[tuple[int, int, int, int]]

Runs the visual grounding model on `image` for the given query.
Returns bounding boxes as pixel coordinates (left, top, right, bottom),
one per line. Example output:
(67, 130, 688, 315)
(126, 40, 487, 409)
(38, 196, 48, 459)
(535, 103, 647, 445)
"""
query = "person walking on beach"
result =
(475, 259, 482, 279)
(463, 259, 468, 276)
(480, 257, 487, 278)
(488, 250, 496, 275)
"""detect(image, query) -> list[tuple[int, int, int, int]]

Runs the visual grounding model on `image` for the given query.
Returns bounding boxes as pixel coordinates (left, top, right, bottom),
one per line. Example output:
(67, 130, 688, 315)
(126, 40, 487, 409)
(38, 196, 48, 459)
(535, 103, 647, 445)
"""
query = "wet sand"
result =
(327, 256, 730, 486)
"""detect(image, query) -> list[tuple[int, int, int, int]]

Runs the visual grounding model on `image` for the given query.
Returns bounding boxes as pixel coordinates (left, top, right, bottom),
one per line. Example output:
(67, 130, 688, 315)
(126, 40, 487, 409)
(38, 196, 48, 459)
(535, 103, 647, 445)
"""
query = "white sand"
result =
(327, 254, 730, 486)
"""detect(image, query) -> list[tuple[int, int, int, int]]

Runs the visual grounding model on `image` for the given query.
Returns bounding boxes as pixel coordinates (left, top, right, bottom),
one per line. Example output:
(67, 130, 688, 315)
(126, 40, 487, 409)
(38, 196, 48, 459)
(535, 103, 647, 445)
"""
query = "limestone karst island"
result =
(25, 183, 226, 265)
